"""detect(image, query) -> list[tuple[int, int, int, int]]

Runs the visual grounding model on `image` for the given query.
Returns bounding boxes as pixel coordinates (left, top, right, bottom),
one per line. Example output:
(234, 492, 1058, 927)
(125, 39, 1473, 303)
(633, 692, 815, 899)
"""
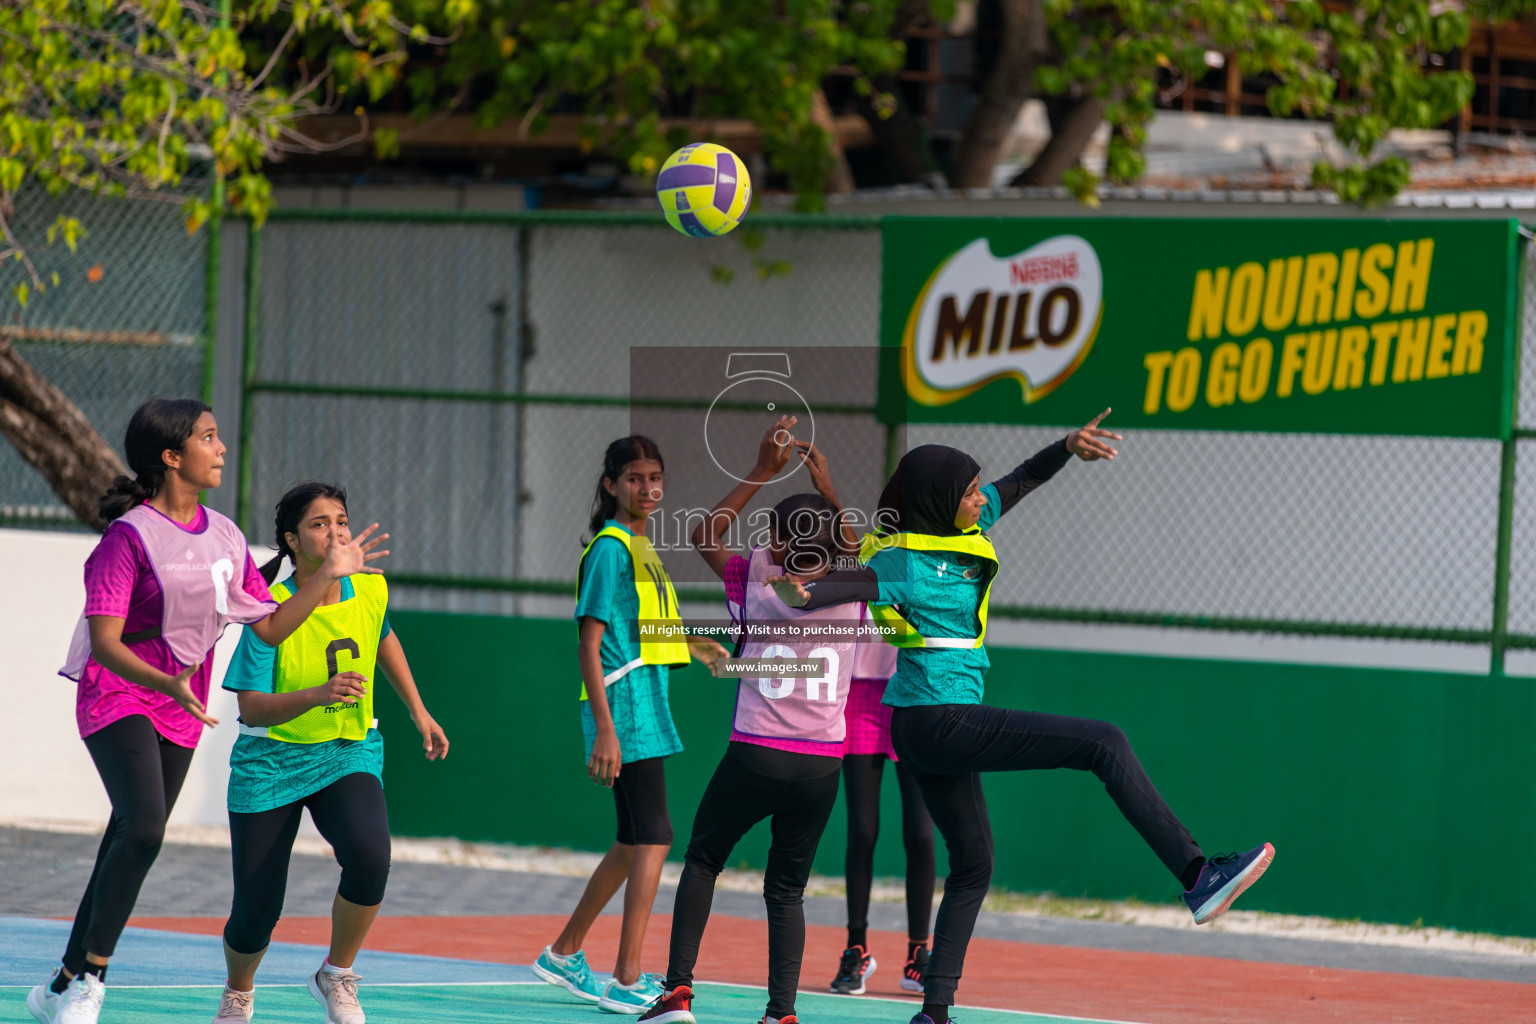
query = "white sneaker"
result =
(308, 964, 365, 1024)
(25, 968, 63, 1024)
(211, 985, 255, 1022)
(54, 974, 105, 1024)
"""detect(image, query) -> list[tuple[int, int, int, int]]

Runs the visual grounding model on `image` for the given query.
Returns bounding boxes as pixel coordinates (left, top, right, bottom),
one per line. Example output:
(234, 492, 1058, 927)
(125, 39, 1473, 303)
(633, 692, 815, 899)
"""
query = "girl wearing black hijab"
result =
(770, 410, 1274, 1024)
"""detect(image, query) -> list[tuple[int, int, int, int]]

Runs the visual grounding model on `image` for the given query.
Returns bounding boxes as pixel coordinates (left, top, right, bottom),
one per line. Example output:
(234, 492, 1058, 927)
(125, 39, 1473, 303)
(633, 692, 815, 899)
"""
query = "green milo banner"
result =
(877, 217, 1522, 438)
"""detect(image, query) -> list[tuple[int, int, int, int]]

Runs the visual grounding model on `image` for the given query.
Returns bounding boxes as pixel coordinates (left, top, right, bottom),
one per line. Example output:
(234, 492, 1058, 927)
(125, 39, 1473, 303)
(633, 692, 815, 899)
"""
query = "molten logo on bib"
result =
(902, 236, 1103, 406)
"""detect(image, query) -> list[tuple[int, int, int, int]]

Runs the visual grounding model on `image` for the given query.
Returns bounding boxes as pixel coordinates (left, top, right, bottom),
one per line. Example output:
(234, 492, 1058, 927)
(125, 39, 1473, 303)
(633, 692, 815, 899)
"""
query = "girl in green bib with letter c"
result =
(211, 482, 448, 1024)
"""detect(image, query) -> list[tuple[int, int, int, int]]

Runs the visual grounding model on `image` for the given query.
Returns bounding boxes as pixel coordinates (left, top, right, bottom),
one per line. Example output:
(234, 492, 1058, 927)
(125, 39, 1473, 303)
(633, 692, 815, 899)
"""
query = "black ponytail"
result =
(260, 481, 349, 584)
(586, 435, 664, 542)
(99, 398, 212, 523)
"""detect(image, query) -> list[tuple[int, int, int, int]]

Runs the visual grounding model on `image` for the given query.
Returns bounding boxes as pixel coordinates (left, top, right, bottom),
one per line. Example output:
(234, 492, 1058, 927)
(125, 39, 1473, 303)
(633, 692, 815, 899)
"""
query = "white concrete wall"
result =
(0, 510, 1520, 830)
(1, 528, 276, 832)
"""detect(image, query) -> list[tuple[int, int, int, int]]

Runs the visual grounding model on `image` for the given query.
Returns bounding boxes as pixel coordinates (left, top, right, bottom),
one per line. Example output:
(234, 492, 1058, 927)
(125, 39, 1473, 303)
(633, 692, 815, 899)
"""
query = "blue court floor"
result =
(0, 917, 1132, 1024)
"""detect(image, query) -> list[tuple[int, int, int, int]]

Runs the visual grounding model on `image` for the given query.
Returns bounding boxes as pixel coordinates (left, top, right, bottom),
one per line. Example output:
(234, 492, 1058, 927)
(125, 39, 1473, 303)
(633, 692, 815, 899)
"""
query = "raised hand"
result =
(765, 573, 811, 608)
(166, 662, 217, 727)
(322, 522, 390, 579)
(795, 440, 837, 499)
(752, 414, 799, 479)
(1066, 408, 1122, 462)
(315, 670, 368, 707)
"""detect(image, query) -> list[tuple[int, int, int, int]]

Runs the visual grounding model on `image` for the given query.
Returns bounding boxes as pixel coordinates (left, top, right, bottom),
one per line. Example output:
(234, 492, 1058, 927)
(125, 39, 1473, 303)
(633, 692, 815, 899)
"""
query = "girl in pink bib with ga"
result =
(641, 416, 862, 1024)
(30, 399, 386, 1024)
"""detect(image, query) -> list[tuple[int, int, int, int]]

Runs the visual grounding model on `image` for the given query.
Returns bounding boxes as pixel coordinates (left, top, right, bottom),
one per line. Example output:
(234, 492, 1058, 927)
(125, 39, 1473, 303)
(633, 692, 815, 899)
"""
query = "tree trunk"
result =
(851, 82, 947, 186)
(951, 0, 1049, 189)
(851, 0, 948, 187)
(0, 337, 126, 532)
(1012, 93, 1106, 186)
(811, 87, 857, 194)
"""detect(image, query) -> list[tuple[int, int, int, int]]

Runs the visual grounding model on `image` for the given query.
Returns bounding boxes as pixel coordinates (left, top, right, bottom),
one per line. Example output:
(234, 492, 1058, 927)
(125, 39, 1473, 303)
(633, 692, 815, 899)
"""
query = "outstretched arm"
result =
(691, 415, 798, 579)
(989, 408, 1122, 522)
(248, 523, 389, 645)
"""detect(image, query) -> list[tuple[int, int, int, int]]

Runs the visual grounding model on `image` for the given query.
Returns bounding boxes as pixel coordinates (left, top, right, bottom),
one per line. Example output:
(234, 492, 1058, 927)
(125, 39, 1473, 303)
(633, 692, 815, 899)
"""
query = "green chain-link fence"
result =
(236, 209, 887, 615)
(10, 201, 1536, 667)
(0, 189, 209, 529)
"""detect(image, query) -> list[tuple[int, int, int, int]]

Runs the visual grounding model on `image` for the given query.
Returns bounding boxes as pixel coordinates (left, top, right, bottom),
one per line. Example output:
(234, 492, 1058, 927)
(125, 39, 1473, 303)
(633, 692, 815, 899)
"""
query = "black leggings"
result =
(62, 715, 196, 970)
(223, 772, 391, 955)
(891, 703, 1203, 1006)
(667, 742, 841, 1019)
(614, 756, 673, 847)
(842, 753, 935, 944)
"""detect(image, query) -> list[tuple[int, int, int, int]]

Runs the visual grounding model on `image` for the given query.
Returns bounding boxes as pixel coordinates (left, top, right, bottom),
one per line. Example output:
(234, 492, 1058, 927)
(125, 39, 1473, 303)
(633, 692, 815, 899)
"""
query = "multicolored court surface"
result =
(0, 917, 1101, 1024)
(6, 911, 1536, 1024)
(4, 824, 1536, 1024)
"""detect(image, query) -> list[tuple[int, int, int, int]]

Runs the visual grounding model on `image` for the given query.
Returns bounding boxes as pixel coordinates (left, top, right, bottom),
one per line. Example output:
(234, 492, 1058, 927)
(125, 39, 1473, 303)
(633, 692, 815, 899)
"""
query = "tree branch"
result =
(1011, 93, 1105, 186)
(0, 338, 126, 531)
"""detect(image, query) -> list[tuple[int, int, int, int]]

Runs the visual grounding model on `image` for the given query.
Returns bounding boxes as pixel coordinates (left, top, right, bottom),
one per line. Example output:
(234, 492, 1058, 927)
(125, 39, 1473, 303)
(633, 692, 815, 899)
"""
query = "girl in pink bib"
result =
(32, 399, 387, 1024)
(641, 417, 863, 1024)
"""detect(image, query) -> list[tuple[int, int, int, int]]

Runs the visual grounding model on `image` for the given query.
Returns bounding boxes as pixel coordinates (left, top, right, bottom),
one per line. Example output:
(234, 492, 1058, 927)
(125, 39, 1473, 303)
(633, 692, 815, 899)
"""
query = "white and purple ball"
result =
(656, 143, 752, 238)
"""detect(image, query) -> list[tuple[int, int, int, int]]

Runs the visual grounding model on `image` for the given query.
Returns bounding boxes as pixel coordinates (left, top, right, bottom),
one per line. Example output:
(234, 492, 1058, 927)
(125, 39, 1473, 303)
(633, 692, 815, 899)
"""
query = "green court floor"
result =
(1, 982, 1125, 1024)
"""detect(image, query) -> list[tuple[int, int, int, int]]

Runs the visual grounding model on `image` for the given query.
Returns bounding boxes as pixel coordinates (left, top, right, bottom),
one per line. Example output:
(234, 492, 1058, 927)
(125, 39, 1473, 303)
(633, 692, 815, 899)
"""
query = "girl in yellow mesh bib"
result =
(210, 482, 449, 1024)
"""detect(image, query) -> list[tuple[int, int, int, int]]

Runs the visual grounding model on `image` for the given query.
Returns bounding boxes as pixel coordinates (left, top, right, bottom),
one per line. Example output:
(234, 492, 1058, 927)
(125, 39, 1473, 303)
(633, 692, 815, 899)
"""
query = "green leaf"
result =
(373, 126, 401, 160)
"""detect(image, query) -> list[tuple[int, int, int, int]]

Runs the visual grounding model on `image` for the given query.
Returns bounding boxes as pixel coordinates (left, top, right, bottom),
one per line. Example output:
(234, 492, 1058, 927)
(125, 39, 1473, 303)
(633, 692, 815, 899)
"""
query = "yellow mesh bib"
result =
(576, 527, 689, 699)
(858, 530, 998, 649)
(265, 574, 387, 744)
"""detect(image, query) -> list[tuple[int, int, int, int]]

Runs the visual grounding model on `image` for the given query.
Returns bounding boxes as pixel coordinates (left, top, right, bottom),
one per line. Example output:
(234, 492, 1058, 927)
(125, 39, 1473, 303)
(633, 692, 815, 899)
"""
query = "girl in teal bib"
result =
(212, 482, 448, 1024)
(533, 435, 726, 1015)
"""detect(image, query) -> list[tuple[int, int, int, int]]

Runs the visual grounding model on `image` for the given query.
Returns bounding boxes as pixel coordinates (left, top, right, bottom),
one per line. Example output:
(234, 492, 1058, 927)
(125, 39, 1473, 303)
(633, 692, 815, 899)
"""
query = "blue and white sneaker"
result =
(907, 1014, 948, 1024)
(1182, 843, 1275, 924)
(531, 946, 604, 1002)
(598, 973, 665, 1014)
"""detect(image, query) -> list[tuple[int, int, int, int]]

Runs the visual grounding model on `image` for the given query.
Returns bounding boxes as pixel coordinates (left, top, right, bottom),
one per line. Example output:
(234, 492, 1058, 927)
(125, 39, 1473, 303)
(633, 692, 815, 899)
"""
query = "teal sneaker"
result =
(597, 973, 665, 1014)
(531, 946, 603, 1003)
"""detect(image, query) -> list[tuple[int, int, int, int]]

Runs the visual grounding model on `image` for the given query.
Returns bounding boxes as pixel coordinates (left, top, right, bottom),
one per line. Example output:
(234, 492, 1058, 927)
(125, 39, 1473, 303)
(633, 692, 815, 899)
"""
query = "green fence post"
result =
(882, 421, 902, 481)
(1493, 437, 1518, 675)
(1492, 237, 1530, 674)
(201, 213, 220, 408)
(236, 223, 261, 537)
(200, 0, 232, 408)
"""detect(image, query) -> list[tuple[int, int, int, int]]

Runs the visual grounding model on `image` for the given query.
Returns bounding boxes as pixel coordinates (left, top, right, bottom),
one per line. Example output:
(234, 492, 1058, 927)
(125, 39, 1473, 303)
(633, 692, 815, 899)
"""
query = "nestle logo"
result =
(1010, 253, 1078, 286)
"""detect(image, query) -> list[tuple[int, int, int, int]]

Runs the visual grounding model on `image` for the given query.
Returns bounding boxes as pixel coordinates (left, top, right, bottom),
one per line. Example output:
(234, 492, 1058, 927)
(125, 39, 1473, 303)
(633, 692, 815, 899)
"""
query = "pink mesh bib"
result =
(731, 547, 859, 745)
(61, 504, 276, 679)
(851, 604, 898, 681)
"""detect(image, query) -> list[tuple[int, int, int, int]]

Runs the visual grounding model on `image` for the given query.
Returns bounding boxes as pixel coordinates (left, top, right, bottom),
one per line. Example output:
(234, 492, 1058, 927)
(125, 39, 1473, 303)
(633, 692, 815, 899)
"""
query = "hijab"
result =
(875, 444, 981, 537)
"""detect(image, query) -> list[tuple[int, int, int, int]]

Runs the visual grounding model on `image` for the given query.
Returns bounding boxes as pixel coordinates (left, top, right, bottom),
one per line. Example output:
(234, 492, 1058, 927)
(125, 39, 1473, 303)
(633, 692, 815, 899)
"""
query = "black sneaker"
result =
(1182, 842, 1275, 924)
(829, 945, 876, 995)
(900, 945, 929, 993)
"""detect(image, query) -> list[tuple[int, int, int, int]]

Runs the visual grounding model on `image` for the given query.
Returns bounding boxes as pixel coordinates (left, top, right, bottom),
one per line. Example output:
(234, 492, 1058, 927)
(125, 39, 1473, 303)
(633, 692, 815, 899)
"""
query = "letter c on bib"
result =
(210, 557, 235, 614)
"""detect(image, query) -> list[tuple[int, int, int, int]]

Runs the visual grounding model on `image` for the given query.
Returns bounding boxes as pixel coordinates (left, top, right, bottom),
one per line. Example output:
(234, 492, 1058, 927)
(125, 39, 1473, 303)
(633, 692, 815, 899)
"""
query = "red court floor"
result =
(129, 913, 1536, 1024)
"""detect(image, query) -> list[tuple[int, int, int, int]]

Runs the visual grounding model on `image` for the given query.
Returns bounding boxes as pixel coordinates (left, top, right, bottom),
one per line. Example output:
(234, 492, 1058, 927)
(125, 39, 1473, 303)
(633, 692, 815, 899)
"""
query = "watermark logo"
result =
(704, 352, 814, 485)
(902, 235, 1103, 406)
